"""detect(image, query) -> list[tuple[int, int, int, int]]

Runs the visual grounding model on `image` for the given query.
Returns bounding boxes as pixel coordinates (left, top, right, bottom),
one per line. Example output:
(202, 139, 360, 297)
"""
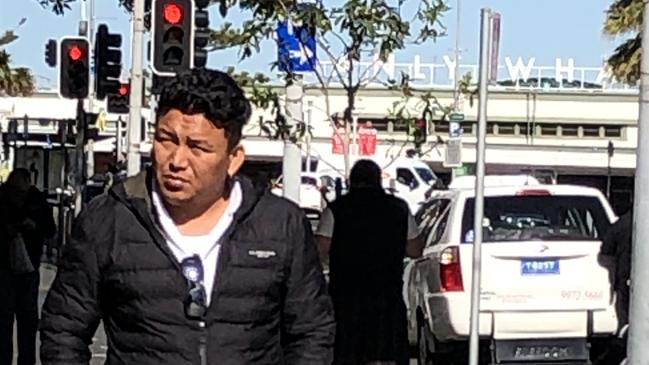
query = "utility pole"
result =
(628, 1, 649, 364)
(81, 0, 96, 180)
(116, 116, 124, 163)
(451, 0, 461, 182)
(126, 0, 145, 176)
(306, 100, 313, 172)
(468, 8, 491, 365)
(282, 77, 303, 204)
(453, 0, 461, 111)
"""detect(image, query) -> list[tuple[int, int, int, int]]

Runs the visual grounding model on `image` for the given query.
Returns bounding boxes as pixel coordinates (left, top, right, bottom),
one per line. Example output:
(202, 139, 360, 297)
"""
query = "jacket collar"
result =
(111, 166, 265, 225)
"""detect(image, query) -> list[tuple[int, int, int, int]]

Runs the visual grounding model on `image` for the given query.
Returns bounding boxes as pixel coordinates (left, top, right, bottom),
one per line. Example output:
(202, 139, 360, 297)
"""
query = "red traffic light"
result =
(163, 3, 183, 24)
(118, 84, 129, 96)
(415, 118, 426, 129)
(68, 44, 84, 61)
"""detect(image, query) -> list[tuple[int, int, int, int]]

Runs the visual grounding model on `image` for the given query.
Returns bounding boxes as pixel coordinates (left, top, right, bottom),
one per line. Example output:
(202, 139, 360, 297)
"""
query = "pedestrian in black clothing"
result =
(315, 159, 424, 365)
(600, 209, 633, 328)
(0, 168, 56, 365)
(40, 68, 335, 365)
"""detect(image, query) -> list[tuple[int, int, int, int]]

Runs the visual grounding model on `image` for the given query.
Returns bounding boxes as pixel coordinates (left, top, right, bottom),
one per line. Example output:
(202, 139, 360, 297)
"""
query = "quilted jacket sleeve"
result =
(281, 212, 336, 364)
(40, 202, 105, 365)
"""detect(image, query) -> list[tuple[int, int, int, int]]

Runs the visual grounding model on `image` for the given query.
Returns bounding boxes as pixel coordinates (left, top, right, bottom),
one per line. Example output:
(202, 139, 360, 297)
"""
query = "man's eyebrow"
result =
(187, 136, 215, 148)
(158, 128, 175, 137)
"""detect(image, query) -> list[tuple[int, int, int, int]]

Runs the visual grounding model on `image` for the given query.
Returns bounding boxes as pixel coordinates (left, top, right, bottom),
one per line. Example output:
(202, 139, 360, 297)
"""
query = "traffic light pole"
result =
(80, 0, 96, 180)
(74, 98, 86, 216)
(127, 0, 146, 176)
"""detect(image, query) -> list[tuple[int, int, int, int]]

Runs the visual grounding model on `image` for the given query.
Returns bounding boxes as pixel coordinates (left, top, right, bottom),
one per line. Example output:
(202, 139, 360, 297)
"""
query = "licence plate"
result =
(521, 259, 560, 275)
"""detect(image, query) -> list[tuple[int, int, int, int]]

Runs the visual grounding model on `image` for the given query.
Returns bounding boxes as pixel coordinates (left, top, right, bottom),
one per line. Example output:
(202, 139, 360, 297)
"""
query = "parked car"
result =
(405, 179, 618, 364)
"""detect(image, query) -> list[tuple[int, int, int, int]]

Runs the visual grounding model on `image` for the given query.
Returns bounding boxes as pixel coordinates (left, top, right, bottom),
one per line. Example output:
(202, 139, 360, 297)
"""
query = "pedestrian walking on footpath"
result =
(316, 159, 425, 365)
(40, 68, 335, 365)
(0, 168, 55, 365)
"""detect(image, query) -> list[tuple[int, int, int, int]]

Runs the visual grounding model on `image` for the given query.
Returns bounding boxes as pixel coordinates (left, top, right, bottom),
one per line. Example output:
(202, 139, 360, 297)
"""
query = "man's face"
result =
(152, 109, 244, 207)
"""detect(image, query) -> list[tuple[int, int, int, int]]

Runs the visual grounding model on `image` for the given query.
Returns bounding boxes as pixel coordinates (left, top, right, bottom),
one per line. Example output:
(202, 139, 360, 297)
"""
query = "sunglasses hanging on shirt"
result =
(180, 254, 207, 319)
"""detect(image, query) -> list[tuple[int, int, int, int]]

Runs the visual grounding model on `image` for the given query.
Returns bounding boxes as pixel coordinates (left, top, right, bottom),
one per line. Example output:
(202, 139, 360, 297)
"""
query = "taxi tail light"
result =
(440, 246, 464, 292)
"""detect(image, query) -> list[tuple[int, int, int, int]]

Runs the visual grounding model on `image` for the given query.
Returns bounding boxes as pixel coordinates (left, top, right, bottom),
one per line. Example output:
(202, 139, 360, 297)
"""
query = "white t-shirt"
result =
(152, 182, 242, 305)
(315, 207, 420, 240)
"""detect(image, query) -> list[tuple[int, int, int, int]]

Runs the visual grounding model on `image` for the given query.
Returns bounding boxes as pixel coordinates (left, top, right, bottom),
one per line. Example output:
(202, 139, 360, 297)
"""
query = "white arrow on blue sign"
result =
(276, 19, 317, 73)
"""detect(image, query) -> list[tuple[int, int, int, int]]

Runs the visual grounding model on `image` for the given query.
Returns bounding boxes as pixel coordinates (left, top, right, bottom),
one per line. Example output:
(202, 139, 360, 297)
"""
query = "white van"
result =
(314, 156, 437, 212)
(380, 157, 438, 213)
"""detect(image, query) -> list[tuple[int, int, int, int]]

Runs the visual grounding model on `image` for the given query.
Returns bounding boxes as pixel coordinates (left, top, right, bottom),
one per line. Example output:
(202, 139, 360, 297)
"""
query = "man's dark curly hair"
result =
(156, 68, 252, 149)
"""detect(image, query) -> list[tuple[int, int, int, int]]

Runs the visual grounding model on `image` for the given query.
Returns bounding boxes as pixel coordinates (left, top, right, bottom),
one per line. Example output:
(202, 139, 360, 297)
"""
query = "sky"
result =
(0, 0, 622, 89)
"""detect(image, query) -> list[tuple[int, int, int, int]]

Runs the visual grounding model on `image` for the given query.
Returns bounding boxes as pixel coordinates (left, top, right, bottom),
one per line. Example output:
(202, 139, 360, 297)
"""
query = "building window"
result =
(561, 125, 579, 137)
(541, 124, 559, 136)
(605, 126, 622, 138)
(496, 123, 516, 135)
(435, 122, 449, 134)
(582, 125, 601, 138)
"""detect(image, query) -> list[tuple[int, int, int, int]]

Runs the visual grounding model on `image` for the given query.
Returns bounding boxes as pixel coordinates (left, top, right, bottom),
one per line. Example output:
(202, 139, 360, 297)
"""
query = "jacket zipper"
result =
(199, 321, 207, 365)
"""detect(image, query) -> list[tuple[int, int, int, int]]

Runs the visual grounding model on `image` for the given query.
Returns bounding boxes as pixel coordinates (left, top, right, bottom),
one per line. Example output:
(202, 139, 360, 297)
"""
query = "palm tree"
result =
(604, 0, 643, 85)
(0, 20, 35, 97)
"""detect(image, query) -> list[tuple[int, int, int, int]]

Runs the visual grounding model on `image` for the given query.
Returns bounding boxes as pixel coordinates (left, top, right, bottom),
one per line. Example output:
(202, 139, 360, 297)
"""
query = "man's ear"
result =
(227, 144, 245, 177)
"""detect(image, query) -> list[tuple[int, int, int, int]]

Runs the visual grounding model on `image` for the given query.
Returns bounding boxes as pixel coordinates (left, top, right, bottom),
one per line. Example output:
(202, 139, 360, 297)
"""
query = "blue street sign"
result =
(276, 19, 317, 73)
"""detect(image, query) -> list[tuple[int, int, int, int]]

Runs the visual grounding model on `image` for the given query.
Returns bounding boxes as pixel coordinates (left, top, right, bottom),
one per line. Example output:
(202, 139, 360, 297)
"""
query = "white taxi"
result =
(405, 179, 618, 364)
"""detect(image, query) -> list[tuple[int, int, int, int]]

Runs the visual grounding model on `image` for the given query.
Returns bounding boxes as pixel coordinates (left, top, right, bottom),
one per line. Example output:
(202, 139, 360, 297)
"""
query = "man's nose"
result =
(169, 145, 190, 171)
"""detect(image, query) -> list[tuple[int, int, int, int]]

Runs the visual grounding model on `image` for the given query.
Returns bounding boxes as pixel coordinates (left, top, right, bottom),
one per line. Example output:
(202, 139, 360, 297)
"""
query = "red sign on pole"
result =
(332, 127, 345, 154)
(358, 122, 377, 156)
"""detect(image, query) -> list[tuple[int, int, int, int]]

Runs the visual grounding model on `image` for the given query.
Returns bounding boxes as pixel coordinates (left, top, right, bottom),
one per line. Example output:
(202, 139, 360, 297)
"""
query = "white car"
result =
(405, 182, 618, 364)
(270, 173, 329, 212)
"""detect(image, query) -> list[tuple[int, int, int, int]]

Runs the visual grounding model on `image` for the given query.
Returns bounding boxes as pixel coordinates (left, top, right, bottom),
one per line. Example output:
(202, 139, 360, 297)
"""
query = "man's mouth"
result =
(162, 174, 189, 191)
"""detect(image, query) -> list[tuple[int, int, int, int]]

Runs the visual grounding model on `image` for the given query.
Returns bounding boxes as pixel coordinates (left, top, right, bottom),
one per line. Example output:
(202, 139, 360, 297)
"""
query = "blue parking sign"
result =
(276, 19, 317, 73)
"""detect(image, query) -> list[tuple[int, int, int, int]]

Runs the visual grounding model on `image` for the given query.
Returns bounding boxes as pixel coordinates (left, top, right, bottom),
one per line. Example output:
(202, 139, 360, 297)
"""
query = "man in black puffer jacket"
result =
(40, 68, 335, 365)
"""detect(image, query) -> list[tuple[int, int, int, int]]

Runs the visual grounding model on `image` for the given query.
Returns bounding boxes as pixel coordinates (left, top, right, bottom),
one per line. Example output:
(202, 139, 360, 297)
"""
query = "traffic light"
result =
(151, 0, 194, 75)
(59, 37, 90, 99)
(45, 39, 57, 67)
(193, 0, 210, 67)
(107, 83, 131, 114)
(413, 117, 428, 146)
(95, 24, 123, 100)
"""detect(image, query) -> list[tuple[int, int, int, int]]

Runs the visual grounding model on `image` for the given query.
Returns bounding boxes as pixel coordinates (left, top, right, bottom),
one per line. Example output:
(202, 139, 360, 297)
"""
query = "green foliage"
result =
(0, 30, 35, 97)
(386, 71, 472, 155)
(603, 0, 643, 84)
(212, 0, 448, 147)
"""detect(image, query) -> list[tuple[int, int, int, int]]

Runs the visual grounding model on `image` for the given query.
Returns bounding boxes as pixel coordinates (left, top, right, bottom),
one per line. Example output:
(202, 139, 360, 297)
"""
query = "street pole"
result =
(282, 76, 303, 205)
(116, 116, 124, 163)
(82, 0, 96, 180)
(306, 100, 313, 173)
(628, 1, 649, 364)
(468, 8, 491, 365)
(451, 0, 461, 182)
(74, 99, 86, 216)
(453, 0, 461, 111)
(126, 0, 145, 176)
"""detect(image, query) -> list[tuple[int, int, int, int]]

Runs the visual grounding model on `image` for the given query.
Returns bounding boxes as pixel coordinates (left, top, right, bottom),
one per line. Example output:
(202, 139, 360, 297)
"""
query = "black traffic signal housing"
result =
(413, 107, 433, 147)
(95, 24, 123, 100)
(107, 82, 131, 114)
(151, 0, 194, 75)
(45, 39, 57, 67)
(193, 0, 210, 67)
(59, 37, 90, 99)
(413, 117, 428, 147)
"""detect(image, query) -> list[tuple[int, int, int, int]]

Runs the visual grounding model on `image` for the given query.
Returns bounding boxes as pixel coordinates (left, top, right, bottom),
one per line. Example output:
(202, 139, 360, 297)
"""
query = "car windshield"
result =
(461, 195, 611, 243)
(415, 167, 436, 184)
